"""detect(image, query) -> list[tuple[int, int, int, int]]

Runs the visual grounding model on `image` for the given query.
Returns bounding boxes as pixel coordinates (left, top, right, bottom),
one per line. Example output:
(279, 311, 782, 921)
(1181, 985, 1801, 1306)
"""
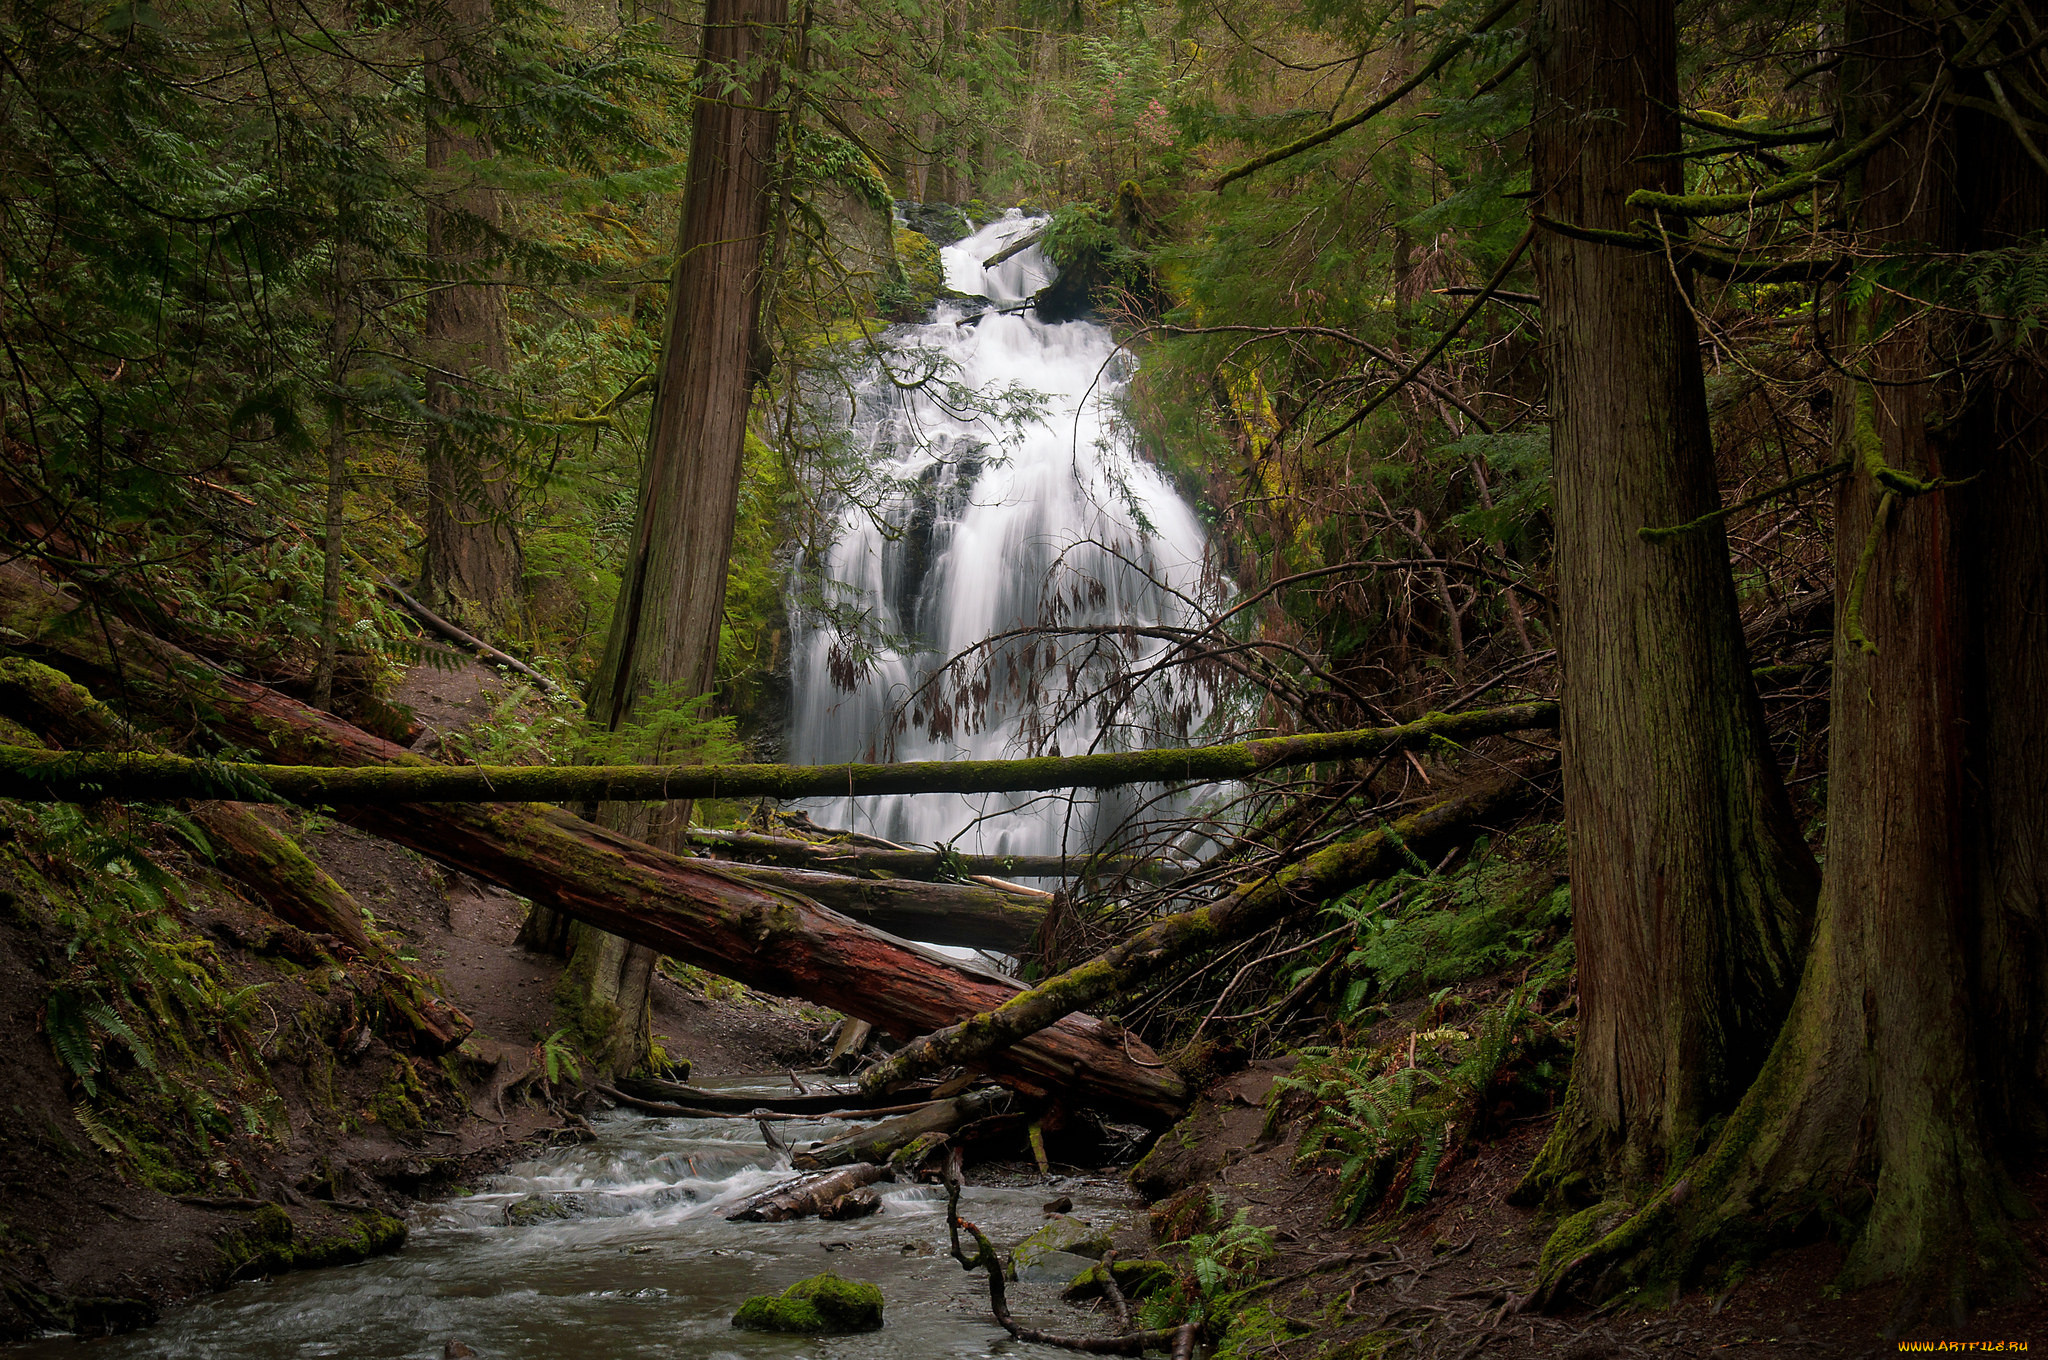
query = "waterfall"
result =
(784, 212, 1214, 860)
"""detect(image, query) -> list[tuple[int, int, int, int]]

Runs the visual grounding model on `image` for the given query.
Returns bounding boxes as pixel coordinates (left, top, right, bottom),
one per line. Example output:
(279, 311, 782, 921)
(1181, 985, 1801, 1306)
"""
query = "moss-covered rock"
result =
(1060, 1257, 1173, 1303)
(1007, 1214, 1111, 1280)
(504, 1193, 587, 1226)
(731, 1270, 885, 1334)
(219, 1205, 407, 1279)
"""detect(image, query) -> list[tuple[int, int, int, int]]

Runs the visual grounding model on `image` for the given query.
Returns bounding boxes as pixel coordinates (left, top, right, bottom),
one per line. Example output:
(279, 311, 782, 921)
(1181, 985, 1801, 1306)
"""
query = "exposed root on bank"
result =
(944, 1149, 1198, 1356)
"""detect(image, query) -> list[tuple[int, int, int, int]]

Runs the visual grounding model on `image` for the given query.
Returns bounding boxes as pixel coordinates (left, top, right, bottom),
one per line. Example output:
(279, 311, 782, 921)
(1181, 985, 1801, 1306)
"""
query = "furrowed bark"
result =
(792, 1087, 1010, 1169)
(859, 764, 1552, 1097)
(0, 658, 471, 1055)
(1519, 0, 1818, 1202)
(0, 701, 1560, 805)
(0, 564, 1187, 1121)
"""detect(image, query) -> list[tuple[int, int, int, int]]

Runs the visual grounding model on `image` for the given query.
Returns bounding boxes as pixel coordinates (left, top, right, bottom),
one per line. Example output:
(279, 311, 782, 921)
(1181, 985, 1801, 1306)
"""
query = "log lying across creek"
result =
(792, 1086, 1011, 1170)
(726, 1163, 888, 1222)
(0, 564, 1187, 1123)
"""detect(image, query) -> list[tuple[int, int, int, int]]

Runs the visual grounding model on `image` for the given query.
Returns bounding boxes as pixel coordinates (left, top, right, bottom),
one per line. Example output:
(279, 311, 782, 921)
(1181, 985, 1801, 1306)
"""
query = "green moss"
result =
(369, 1056, 429, 1134)
(1537, 1199, 1634, 1282)
(894, 228, 945, 300)
(220, 1206, 406, 1278)
(1213, 1302, 1312, 1358)
(1061, 1258, 1173, 1302)
(731, 1271, 884, 1333)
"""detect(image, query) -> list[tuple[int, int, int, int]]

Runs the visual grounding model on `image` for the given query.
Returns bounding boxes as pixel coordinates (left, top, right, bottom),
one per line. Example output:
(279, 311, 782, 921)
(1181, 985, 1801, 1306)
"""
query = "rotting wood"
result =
(607, 1076, 944, 1115)
(0, 564, 1188, 1123)
(726, 1163, 888, 1222)
(684, 829, 1161, 885)
(792, 1087, 1010, 1170)
(827, 1019, 874, 1073)
(861, 763, 1555, 1097)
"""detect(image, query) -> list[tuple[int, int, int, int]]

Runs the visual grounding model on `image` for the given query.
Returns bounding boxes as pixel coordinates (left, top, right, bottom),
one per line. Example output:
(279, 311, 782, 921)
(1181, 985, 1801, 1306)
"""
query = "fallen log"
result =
(792, 1087, 1010, 1170)
(711, 863, 1045, 953)
(0, 705, 1560, 805)
(607, 1075, 946, 1115)
(0, 659, 471, 1054)
(683, 828, 1192, 884)
(860, 763, 1556, 1097)
(0, 564, 1188, 1123)
(726, 1163, 888, 1222)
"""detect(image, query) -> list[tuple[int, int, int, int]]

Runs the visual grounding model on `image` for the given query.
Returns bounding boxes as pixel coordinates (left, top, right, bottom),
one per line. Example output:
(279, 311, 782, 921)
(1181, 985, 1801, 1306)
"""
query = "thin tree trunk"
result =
(533, 0, 791, 1076)
(311, 307, 349, 713)
(1517, 0, 1818, 1202)
(420, 0, 521, 626)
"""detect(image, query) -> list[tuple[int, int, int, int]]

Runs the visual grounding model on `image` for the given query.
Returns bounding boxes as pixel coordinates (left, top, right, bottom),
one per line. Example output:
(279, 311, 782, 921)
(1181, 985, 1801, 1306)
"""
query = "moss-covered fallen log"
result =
(0, 703, 1558, 806)
(712, 862, 1046, 953)
(0, 659, 472, 1054)
(859, 763, 1556, 1097)
(684, 828, 1191, 884)
(791, 1087, 1010, 1170)
(0, 563, 1186, 1121)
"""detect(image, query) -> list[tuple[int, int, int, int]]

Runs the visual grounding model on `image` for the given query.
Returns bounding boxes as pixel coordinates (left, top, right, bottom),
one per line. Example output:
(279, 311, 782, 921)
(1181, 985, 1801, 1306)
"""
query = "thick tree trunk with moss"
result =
(526, 0, 791, 1075)
(1519, 0, 1818, 1201)
(1534, 10, 2048, 1313)
(419, 0, 522, 625)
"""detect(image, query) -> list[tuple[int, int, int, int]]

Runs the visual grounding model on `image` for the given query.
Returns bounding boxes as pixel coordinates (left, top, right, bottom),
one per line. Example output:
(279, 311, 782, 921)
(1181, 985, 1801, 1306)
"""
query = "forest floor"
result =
(1135, 1060, 2048, 1360)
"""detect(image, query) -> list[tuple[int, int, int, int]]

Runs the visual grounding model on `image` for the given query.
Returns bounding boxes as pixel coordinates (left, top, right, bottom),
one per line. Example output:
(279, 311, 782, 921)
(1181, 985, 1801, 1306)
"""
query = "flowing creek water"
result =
(15, 1078, 1140, 1358)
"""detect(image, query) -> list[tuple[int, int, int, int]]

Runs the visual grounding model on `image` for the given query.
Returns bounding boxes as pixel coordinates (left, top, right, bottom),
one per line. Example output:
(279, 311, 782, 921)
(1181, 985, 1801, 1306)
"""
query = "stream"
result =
(14, 1078, 1140, 1358)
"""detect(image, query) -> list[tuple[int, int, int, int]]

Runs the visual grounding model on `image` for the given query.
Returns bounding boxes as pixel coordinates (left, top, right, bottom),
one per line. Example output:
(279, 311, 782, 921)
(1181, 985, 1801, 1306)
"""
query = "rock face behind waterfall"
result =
(786, 212, 1215, 863)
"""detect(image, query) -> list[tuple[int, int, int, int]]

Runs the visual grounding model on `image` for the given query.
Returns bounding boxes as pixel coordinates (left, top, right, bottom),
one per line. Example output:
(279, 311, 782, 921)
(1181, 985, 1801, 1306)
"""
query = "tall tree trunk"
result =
(420, 0, 521, 627)
(1532, 4, 2048, 1316)
(533, 0, 790, 1076)
(1516, 0, 1819, 1202)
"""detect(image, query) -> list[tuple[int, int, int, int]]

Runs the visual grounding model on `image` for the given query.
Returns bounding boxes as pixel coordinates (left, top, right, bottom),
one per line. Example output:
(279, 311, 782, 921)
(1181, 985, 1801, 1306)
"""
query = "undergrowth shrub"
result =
(1276, 988, 1568, 1223)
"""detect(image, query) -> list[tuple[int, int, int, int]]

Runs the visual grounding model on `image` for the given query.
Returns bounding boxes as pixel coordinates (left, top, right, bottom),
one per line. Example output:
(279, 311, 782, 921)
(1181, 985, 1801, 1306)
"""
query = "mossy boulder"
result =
(1007, 1214, 1111, 1280)
(731, 1271, 884, 1334)
(219, 1204, 407, 1278)
(505, 1193, 587, 1226)
(1061, 1257, 1173, 1302)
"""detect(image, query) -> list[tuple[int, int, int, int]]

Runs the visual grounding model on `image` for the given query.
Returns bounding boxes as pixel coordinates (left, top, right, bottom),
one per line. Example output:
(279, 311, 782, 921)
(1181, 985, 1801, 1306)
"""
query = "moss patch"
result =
(219, 1204, 407, 1279)
(731, 1270, 884, 1334)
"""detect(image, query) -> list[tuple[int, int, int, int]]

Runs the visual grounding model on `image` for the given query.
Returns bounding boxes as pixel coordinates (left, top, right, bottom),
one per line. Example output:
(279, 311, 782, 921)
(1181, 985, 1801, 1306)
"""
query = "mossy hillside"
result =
(731, 1271, 884, 1333)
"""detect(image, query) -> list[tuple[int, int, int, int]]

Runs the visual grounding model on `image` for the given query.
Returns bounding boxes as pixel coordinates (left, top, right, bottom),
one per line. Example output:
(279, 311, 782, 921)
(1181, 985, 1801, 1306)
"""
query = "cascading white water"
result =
(786, 213, 1213, 858)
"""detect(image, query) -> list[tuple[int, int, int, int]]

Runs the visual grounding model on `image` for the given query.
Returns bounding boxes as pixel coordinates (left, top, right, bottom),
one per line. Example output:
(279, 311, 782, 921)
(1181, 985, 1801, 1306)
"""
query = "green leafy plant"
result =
(1138, 1204, 1277, 1329)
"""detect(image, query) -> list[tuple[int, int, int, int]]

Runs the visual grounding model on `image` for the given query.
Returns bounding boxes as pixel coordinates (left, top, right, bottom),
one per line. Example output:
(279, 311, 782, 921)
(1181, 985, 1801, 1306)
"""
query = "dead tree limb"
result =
(683, 828, 1191, 884)
(861, 763, 1556, 1096)
(726, 1163, 887, 1222)
(944, 1148, 1196, 1356)
(792, 1087, 1009, 1169)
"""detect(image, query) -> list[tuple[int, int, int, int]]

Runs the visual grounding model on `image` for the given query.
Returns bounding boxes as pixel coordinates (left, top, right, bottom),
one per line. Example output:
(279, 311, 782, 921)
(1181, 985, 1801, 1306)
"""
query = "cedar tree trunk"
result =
(1533, 4, 2048, 1315)
(534, 0, 789, 1075)
(420, 0, 522, 626)
(1519, 0, 1818, 1200)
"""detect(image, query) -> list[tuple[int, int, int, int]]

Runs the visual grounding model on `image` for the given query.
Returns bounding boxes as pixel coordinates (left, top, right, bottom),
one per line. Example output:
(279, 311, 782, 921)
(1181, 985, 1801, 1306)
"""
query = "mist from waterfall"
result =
(783, 212, 1216, 860)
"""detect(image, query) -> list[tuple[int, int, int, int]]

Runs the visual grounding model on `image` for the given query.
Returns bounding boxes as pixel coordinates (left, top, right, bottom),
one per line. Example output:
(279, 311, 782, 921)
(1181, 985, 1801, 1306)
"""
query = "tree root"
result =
(943, 1149, 1197, 1356)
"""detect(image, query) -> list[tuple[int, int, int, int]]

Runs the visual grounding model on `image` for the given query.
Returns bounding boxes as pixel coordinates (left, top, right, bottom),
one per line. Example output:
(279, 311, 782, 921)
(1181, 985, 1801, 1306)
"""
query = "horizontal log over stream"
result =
(682, 828, 1192, 883)
(0, 702, 1559, 806)
(0, 564, 1187, 1122)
